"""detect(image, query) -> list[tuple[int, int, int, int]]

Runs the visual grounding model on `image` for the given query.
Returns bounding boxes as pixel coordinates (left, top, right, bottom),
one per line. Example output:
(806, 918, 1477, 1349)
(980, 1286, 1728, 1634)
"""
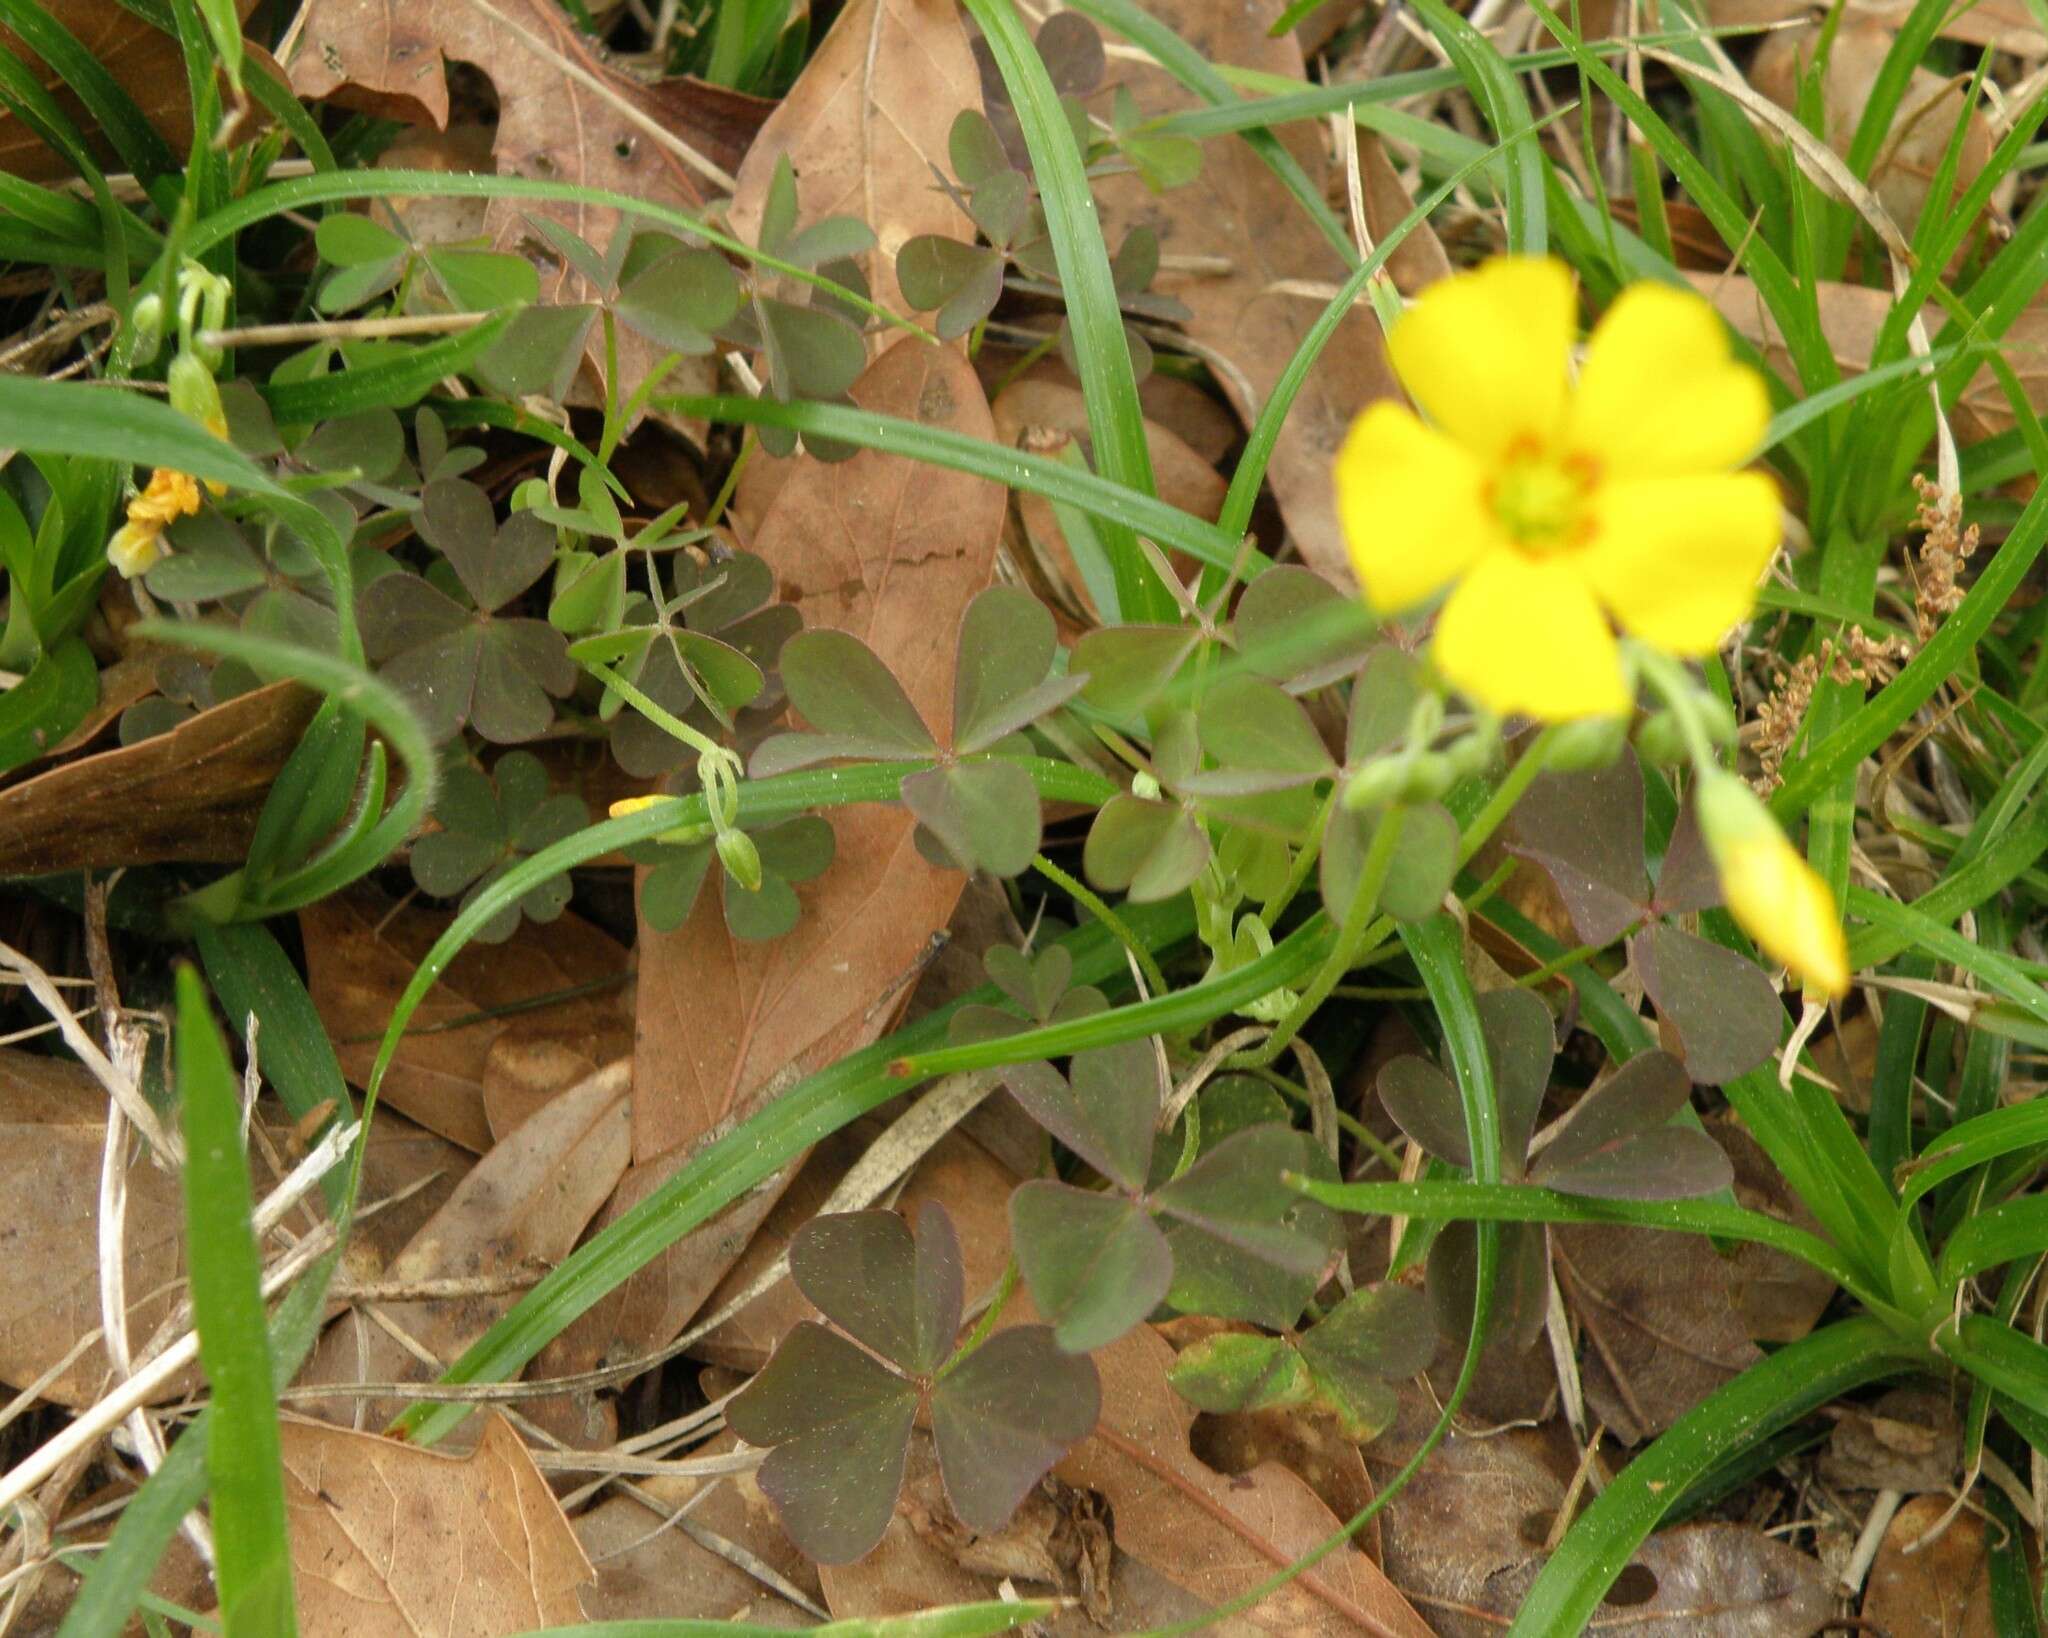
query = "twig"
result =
(199, 312, 494, 349)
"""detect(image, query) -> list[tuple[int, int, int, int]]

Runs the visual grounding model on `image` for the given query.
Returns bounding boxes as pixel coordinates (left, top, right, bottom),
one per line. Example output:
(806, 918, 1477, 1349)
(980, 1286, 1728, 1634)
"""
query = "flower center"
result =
(1488, 445, 1598, 555)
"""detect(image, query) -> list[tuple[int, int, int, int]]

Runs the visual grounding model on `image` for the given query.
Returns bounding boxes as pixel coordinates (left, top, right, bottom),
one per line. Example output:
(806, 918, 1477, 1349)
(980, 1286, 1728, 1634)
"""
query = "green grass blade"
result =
(1508, 1318, 1910, 1630)
(1298, 1179, 1870, 1297)
(1900, 1101, 2048, 1209)
(195, 922, 354, 1206)
(0, 376, 274, 492)
(1847, 886, 2048, 1031)
(1066, 0, 1352, 261)
(175, 967, 298, 1636)
(1408, 0, 1545, 251)
(960, 0, 1168, 622)
(657, 391, 1250, 573)
(258, 315, 515, 423)
(1939, 1196, 2048, 1288)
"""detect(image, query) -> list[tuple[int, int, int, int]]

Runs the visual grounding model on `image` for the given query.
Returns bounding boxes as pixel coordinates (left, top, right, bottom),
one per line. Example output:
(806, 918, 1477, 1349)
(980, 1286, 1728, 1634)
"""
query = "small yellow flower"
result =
(106, 518, 166, 579)
(127, 468, 201, 531)
(609, 796, 665, 820)
(1336, 257, 1781, 721)
(105, 468, 204, 580)
(1696, 770, 1849, 1000)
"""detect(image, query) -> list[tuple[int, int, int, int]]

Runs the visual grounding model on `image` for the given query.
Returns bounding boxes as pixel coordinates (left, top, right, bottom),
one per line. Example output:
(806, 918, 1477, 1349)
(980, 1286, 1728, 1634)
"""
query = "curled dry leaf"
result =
(1860, 1493, 2000, 1638)
(0, 1050, 189, 1408)
(1820, 1387, 1963, 1494)
(285, 0, 750, 409)
(297, 1061, 630, 1448)
(547, 335, 1002, 1380)
(299, 889, 631, 1154)
(0, 681, 316, 875)
(1087, 0, 1409, 584)
(1058, 1322, 1433, 1636)
(724, 0, 979, 328)
(280, 1412, 593, 1635)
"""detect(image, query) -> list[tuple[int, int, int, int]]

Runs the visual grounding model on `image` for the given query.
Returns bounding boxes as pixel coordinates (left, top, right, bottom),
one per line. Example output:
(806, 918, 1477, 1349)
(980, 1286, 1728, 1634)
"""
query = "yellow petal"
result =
(1718, 832, 1850, 1000)
(1430, 550, 1631, 721)
(1387, 257, 1577, 460)
(1568, 282, 1769, 476)
(106, 520, 164, 580)
(1335, 401, 1495, 614)
(1580, 473, 1781, 654)
(609, 796, 666, 819)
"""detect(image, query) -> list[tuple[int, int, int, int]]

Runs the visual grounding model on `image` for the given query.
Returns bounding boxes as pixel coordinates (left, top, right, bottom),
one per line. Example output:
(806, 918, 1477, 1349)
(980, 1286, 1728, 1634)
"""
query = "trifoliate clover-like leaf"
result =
(730, 1204, 1098, 1563)
(409, 750, 589, 943)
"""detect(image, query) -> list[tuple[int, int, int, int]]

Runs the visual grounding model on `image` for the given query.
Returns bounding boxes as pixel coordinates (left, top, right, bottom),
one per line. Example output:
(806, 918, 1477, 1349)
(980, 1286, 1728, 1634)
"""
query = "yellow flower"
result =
(106, 518, 166, 579)
(105, 468, 204, 580)
(609, 796, 665, 820)
(1695, 770, 1849, 1000)
(127, 468, 201, 530)
(1336, 257, 1780, 721)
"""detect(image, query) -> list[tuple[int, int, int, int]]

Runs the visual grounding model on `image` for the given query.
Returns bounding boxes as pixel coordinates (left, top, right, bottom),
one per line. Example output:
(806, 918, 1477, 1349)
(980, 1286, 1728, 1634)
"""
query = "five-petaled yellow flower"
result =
(1337, 257, 1781, 721)
(1696, 769, 1849, 1000)
(106, 467, 201, 580)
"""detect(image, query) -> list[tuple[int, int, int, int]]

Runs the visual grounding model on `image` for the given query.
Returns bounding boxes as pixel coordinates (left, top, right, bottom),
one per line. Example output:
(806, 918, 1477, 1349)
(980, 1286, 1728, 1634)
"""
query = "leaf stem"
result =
(1033, 852, 1170, 1000)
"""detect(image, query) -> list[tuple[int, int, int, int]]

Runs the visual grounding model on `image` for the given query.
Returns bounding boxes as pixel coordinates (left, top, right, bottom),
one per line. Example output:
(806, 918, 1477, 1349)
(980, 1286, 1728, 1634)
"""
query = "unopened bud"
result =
(1540, 714, 1630, 773)
(716, 827, 763, 893)
(126, 294, 165, 366)
(1634, 711, 1688, 768)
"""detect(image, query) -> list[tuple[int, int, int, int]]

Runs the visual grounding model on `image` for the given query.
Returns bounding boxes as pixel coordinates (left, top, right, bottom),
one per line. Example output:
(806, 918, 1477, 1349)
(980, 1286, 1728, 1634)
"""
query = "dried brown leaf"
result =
(1059, 1322, 1433, 1636)
(280, 1412, 593, 1633)
(285, 0, 741, 407)
(724, 0, 979, 326)
(1554, 1219, 1762, 1445)
(299, 890, 630, 1154)
(0, 0, 255, 182)
(1089, 0, 1406, 583)
(1860, 1494, 2000, 1638)
(1597, 1523, 1833, 1634)
(1821, 1388, 1963, 1494)
(297, 1061, 629, 1445)
(0, 1051, 187, 1407)
(0, 681, 316, 874)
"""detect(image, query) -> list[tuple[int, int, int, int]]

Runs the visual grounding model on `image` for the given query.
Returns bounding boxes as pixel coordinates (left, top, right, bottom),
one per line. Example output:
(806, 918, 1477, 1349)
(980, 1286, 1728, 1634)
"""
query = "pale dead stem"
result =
(1087, 1420, 1419, 1638)
(0, 941, 178, 1162)
(443, 0, 740, 194)
(201, 312, 495, 349)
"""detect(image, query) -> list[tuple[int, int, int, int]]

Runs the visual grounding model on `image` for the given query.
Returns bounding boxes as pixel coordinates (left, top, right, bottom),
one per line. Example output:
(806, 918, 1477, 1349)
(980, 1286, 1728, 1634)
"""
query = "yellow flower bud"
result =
(1695, 771, 1849, 1000)
(608, 796, 665, 820)
(106, 519, 165, 579)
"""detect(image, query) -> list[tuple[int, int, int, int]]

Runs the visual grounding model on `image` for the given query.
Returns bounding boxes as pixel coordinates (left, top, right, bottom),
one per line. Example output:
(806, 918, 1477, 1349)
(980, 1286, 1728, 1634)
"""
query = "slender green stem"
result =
(1033, 852, 1170, 1000)
(1236, 809, 1406, 1069)
(1457, 725, 1559, 865)
(586, 658, 731, 765)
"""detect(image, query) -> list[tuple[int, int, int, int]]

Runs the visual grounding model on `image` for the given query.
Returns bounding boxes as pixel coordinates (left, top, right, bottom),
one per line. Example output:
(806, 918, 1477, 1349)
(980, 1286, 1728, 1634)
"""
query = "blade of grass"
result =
(175, 966, 298, 1636)
(961, 0, 1168, 622)
(1508, 1318, 1911, 1630)
(0, 0, 175, 180)
(258, 314, 515, 423)
(656, 391, 1250, 574)
(1297, 1179, 1871, 1299)
(1408, 0, 1546, 252)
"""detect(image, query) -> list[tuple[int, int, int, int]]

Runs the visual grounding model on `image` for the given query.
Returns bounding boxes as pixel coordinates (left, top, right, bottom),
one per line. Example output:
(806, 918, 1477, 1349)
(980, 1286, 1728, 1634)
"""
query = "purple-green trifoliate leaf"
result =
(1009, 1180, 1173, 1353)
(929, 1325, 1100, 1535)
(1634, 923, 1784, 1086)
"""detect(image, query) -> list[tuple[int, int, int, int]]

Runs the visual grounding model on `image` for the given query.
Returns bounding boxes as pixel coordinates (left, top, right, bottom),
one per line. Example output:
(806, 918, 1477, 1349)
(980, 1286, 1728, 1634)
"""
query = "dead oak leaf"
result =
(299, 889, 631, 1155)
(1060, 1323, 1433, 1636)
(281, 1412, 592, 1635)
(285, 0, 736, 409)
(725, 0, 980, 327)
